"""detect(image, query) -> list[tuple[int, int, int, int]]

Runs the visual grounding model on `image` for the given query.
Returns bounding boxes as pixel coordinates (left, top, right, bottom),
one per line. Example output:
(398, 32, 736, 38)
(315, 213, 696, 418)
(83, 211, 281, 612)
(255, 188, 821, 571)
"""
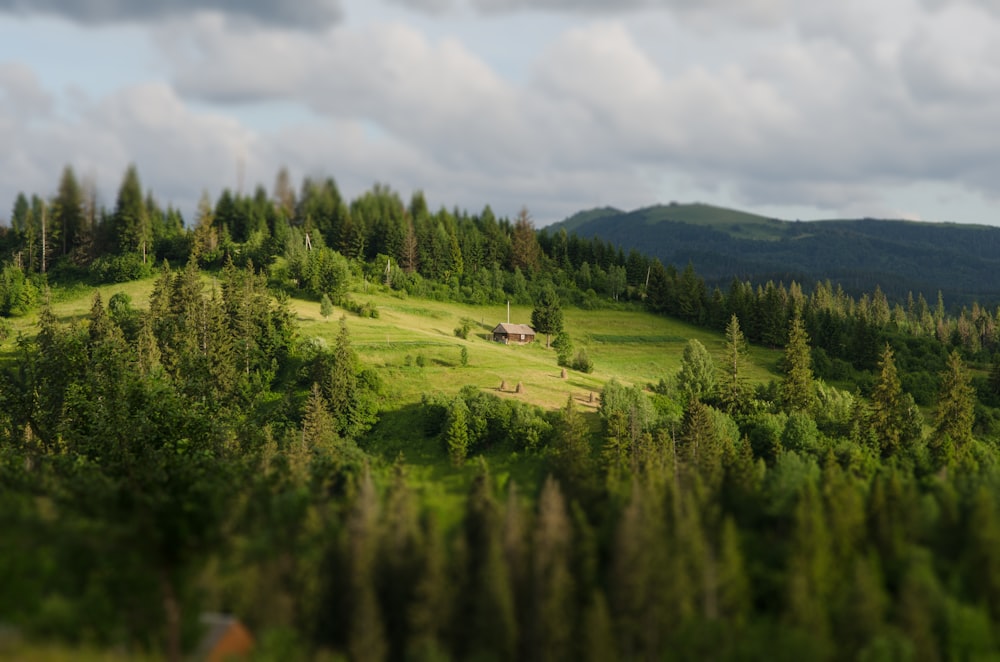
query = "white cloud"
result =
(5, 0, 1000, 226)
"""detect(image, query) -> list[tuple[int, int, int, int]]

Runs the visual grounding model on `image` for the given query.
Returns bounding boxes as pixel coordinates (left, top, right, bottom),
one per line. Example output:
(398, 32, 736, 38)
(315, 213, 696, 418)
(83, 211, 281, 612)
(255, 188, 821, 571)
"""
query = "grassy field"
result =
(0, 276, 784, 521)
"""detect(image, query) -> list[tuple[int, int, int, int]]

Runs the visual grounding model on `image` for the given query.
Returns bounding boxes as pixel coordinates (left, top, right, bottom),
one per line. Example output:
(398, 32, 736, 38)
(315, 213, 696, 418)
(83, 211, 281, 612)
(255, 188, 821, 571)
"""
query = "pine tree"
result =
(445, 397, 470, 466)
(781, 310, 816, 413)
(346, 469, 388, 662)
(111, 164, 150, 258)
(930, 350, 975, 467)
(320, 293, 334, 319)
(531, 285, 564, 348)
(511, 207, 541, 275)
(720, 314, 752, 414)
(676, 338, 716, 405)
(530, 477, 574, 662)
(869, 344, 913, 458)
(53, 164, 84, 257)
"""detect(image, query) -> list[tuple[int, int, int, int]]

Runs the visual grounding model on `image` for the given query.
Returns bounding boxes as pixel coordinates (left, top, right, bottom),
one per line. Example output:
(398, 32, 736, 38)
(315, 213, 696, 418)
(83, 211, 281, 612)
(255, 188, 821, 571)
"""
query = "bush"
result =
(89, 252, 152, 283)
(571, 349, 594, 373)
(454, 317, 475, 339)
(416, 353, 427, 368)
(552, 331, 573, 366)
(0, 263, 37, 316)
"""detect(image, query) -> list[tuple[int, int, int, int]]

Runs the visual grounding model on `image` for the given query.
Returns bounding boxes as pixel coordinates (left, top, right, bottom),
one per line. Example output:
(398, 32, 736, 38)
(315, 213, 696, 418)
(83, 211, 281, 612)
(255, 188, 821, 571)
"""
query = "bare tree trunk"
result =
(160, 566, 182, 662)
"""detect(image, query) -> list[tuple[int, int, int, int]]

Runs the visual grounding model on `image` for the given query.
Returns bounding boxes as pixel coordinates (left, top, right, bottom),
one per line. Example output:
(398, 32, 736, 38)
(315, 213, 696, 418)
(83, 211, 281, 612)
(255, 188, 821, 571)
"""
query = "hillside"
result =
(548, 203, 1000, 305)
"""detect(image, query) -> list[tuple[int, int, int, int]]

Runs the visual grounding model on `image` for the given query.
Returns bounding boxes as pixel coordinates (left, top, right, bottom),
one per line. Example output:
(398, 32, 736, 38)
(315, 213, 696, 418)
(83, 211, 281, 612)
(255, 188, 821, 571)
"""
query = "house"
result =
(492, 322, 536, 344)
(194, 613, 255, 662)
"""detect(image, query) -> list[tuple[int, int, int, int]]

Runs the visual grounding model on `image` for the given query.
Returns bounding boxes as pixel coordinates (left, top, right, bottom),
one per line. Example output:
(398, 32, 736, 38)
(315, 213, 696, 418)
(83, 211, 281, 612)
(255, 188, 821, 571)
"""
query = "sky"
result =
(2, 0, 1000, 227)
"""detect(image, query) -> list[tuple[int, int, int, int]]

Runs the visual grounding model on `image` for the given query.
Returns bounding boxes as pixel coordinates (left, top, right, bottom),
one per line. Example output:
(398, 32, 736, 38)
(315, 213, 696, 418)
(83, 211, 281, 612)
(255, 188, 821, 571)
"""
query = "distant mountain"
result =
(547, 203, 1000, 306)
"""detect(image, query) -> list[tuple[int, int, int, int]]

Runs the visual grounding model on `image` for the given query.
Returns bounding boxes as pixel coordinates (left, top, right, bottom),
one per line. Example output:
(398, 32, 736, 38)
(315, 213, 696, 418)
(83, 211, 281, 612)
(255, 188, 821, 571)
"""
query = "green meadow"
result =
(1, 277, 784, 529)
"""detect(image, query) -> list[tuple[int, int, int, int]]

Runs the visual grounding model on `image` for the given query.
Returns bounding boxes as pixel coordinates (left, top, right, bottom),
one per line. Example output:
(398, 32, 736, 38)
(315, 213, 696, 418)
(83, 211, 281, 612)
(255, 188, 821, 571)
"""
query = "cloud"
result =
(0, 62, 53, 118)
(0, 0, 342, 28)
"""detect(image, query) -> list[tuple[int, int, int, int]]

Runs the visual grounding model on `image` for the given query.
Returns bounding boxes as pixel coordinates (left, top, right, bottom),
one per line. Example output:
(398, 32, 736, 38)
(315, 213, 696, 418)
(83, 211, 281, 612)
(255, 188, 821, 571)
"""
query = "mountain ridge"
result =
(546, 202, 1000, 306)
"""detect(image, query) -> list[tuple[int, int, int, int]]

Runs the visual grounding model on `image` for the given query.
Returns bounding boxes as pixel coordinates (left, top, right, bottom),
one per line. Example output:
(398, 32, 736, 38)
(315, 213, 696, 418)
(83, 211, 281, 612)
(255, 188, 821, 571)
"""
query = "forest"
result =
(3, 164, 1000, 660)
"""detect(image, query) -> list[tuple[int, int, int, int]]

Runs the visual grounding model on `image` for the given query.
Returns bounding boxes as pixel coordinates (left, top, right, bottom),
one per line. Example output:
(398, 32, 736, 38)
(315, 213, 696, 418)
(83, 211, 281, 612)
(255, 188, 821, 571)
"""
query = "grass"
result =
(0, 276, 784, 522)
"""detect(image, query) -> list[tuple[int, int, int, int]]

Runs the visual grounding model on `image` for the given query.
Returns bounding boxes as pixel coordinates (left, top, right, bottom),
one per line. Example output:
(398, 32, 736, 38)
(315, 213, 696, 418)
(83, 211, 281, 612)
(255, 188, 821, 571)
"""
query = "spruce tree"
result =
(445, 397, 471, 466)
(676, 338, 716, 405)
(530, 477, 574, 662)
(869, 344, 910, 458)
(930, 350, 975, 467)
(781, 310, 816, 413)
(720, 314, 752, 414)
(531, 285, 564, 348)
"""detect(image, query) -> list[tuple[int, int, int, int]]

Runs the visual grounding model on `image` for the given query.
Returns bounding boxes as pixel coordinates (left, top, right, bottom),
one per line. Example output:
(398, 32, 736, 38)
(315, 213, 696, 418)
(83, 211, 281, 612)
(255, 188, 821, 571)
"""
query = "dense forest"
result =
(3, 165, 1000, 660)
(551, 202, 1000, 307)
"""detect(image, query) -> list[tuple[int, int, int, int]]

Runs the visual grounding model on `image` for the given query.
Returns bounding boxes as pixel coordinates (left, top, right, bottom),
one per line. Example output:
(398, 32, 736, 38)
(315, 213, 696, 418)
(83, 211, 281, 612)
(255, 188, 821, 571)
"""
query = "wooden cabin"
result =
(492, 322, 536, 344)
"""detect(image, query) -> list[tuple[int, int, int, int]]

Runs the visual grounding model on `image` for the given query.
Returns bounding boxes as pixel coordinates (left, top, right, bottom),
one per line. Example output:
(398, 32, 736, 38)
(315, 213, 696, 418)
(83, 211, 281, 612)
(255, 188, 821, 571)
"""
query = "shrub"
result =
(552, 331, 573, 366)
(571, 349, 594, 373)
(89, 252, 152, 283)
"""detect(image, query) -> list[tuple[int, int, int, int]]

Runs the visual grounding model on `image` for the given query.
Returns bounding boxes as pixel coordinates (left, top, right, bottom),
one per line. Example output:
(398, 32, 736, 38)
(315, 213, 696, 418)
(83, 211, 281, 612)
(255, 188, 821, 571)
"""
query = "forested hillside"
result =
(4, 165, 1000, 660)
(550, 202, 1000, 305)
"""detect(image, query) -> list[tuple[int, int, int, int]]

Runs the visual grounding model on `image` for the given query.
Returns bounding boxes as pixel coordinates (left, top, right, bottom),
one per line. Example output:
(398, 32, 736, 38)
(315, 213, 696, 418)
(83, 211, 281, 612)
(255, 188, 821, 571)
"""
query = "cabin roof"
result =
(492, 323, 535, 335)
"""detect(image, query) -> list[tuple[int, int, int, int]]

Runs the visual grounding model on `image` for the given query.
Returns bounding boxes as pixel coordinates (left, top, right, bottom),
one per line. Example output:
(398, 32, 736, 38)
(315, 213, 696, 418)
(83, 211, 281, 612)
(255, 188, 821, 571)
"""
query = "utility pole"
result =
(41, 201, 47, 274)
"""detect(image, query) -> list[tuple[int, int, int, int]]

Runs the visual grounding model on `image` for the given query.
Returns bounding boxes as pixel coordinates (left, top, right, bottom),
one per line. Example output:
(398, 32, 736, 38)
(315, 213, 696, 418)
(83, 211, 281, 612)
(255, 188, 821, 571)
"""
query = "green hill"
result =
(548, 203, 1000, 306)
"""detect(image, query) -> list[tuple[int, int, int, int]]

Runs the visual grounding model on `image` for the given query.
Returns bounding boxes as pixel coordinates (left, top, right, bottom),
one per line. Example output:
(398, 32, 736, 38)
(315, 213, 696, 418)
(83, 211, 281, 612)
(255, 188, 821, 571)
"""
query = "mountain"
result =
(547, 202, 1000, 306)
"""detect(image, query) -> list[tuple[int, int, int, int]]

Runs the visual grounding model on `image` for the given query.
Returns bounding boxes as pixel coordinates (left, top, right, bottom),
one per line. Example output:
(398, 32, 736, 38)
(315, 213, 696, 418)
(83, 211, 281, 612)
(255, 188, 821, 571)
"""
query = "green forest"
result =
(4, 165, 1000, 661)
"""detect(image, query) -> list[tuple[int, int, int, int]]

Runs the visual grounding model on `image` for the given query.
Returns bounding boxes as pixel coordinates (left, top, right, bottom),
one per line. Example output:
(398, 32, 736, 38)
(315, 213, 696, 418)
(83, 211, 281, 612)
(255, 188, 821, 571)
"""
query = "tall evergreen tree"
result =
(676, 338, 716, 405)
(111, 164, 150, 259)
(511, 207, 541, 275)
(930, 350, 975, 468)
(720, 314, 752, 414)
(53, 165, 84, 257)
(869, 344, 919, 458)
(531, 285, 564, 348)
(781, 310, 816, 413)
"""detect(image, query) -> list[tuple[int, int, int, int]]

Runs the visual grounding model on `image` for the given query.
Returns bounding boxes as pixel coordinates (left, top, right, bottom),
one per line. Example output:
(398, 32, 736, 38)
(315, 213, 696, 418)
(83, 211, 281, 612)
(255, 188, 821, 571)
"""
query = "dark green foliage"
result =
(552, 331, 573, 367)
(531, 284, 564, 348)
(676, 338, 716, 405)
(0, 263, 37, 316)
(571, 349, 594, 373)
(781, 311, 817, 413)
(320, 293, 334, 318)
(10, 167, 1000, 661)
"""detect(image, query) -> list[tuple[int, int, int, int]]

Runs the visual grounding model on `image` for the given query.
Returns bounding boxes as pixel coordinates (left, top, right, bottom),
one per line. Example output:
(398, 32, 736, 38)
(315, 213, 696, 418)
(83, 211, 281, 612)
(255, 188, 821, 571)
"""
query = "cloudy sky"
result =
(2, 0, 1000, 227)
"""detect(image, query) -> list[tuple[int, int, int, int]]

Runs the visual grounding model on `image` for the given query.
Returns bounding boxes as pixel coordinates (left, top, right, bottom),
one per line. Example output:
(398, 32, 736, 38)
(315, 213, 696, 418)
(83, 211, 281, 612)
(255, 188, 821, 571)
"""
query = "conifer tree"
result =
(111, 164, 150, 258)
(346, 469, 388, 662)
(930, 350, 975, 467)
(720, 314, 752, 414)
(530, 477, 574, 662)
(445, 397, 470, 466)
(531, 285, 564, 348)
(677, 338, 716, 405)
(461, 461, 517, 660)
(549, 396, 595, 501)
(781, 310, 816, 413)
(53, 165, 84, 257)
(869, 344, 918, 458)
(511, 207, 541, 275)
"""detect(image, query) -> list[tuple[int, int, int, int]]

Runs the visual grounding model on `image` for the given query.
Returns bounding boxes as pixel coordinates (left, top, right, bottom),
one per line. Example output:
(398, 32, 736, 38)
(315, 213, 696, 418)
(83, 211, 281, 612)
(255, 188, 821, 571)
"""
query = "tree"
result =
(781, 310, 816, 413)
(320, 293, 334, 319)
(111, 164, 150, 260)
(720, 314, 752, 414)
(869, 344, 921, 458)
(445, 397, 471, 466)
(511, 207, 541, 275)
(676, 338, 716, 405)
(930, 350, 975, 467)
(531, 285, 564, 348)
(52, 165, 84, 258)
